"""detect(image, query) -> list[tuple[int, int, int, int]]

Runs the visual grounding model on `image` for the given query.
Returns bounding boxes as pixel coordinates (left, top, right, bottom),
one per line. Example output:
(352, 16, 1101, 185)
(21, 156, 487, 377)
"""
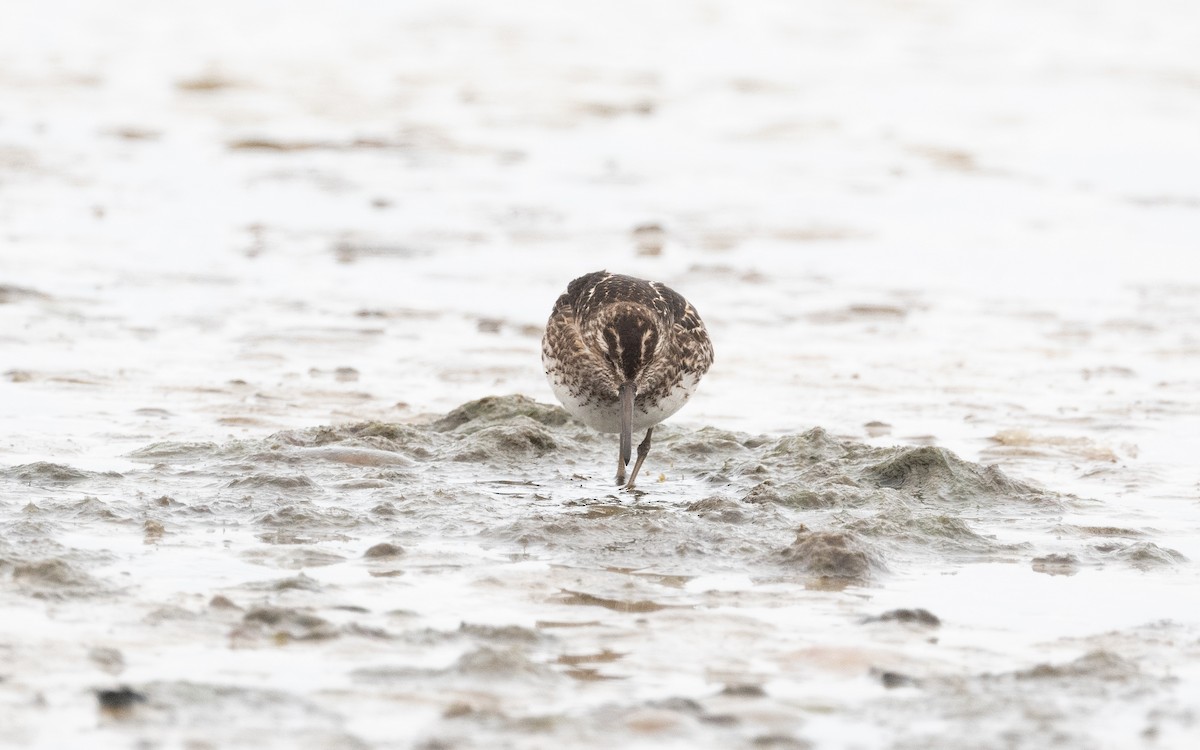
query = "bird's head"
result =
(597, 307, 660, 391)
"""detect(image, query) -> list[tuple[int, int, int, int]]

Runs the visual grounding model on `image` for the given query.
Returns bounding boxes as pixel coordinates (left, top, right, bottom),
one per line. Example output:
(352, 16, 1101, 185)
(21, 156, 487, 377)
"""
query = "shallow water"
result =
(3, 1, 1200, 748)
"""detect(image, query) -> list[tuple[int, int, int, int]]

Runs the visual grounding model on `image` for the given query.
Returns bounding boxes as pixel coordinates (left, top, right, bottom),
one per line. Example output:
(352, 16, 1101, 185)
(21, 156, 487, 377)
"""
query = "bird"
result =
(542, 271, 714, 489)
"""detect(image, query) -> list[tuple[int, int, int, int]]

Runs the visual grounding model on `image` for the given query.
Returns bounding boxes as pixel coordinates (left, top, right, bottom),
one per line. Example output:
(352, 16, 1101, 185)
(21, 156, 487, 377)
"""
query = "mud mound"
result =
(1092, 541, 1187, 569)
(274, 422, 431, 457)
(228, 474, 319, 490)
(127, 442, 221, 462)
(764, 427, 850, 466)
(845, 506, 1004, 554)
(453, 420, 559, 462)
(779, 528, 884, 581)
(104, 395, 1079, 579)
(12, 558, 103, 598)
(741, 481, 860, 509)
(2, 462, 119, 484)
(432, 395, 572, 433)
(865, 445, 1040, 504)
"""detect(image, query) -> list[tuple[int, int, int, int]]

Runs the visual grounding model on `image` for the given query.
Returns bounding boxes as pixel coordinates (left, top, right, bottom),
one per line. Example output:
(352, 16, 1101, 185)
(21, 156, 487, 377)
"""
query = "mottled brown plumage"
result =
(542, 271, 714, 488)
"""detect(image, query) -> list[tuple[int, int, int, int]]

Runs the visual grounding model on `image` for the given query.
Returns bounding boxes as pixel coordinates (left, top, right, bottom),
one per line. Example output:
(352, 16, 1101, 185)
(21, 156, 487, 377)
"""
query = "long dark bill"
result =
(618, 381, 636, 467)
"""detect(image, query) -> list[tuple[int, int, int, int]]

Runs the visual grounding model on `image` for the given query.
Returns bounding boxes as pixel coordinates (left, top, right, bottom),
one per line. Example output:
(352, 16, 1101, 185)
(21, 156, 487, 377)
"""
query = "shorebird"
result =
(542, 271, 714, 489)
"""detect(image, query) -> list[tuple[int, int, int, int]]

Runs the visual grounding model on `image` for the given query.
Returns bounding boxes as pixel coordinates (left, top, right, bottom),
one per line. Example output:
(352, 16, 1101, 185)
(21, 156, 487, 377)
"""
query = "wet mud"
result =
(3, 396, 1195, 748)
(5, 1, 1200, 747)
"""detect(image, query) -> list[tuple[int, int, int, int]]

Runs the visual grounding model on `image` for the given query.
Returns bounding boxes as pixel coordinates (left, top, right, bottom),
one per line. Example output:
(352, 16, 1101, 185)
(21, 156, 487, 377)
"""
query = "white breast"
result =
(544, 355, 700, 434)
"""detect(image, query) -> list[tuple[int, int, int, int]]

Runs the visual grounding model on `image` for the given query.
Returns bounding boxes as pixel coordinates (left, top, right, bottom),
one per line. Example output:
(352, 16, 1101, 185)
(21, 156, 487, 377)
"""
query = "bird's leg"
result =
(625, 427, 654, 490)
(616, 452, 626, 486)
